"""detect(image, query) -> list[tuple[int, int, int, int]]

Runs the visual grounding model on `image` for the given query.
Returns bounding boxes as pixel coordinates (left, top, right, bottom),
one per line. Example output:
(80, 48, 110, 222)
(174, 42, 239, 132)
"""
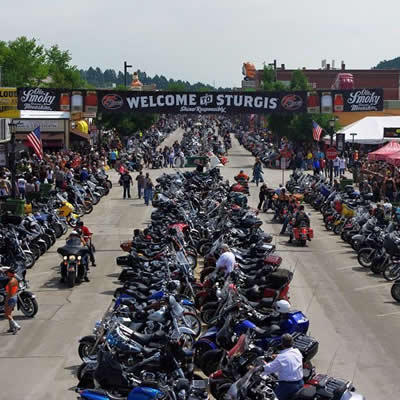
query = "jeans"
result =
(334, 166, 339, 177)
(144, 188, 153, 205)
(281, 215, 290, 234)
(137, 184, 144, 198)
(274, 380, 303, 400)
(123, 184, 131, 199)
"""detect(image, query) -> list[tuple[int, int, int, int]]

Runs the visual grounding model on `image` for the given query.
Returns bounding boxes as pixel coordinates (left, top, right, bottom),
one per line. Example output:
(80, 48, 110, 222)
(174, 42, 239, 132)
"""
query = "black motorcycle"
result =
(0, 267, 38, 317)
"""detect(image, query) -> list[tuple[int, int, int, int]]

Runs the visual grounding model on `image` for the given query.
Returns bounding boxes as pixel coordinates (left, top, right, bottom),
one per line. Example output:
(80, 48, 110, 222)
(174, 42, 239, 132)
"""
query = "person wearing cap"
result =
(216, 244, 236, 276)
(4, 268, 21, 334)
(263, 333, 303, 400)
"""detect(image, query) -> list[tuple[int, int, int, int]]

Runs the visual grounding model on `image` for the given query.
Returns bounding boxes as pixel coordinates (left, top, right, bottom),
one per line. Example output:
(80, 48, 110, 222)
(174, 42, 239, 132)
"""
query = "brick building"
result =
(254, 63, 400, 100)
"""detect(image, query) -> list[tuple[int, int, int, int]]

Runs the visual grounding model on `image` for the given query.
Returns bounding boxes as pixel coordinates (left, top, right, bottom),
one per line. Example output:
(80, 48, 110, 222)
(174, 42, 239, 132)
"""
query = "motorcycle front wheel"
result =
(19, 295, 38, 317)
(357, 248, 374, 268)
(383, 263, 400, 282)
(391, 283, 400, 302)
(24, 252, 35, 269)
(78, 337, 97, 361)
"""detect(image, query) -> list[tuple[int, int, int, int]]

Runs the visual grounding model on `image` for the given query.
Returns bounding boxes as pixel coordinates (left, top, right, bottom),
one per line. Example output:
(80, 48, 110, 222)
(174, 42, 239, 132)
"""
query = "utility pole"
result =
(124, 61, 132, 88)
(8, 122, 17, 199)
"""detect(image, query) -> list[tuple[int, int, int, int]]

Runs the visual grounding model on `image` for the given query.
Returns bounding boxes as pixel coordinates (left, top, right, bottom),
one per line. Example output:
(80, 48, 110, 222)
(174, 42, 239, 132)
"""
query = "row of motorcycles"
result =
(286, 170, 400, 303)
(0, 168, 112, 318)
(120, 119, 179, 171)
(75, 167, 364, 400)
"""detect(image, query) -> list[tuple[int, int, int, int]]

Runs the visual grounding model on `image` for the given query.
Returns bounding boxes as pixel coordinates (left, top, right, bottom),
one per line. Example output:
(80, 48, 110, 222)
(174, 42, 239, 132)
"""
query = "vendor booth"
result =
(337, 116, 400, 144)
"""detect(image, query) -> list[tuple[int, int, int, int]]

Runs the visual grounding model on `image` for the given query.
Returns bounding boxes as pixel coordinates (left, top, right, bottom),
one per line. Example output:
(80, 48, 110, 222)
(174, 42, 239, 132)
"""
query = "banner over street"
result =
(17, 87, 384, 114)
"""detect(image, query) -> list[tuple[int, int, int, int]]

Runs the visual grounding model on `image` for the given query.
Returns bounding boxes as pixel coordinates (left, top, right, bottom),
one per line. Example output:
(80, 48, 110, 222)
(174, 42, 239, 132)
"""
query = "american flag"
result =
(312, 120, 323, 141)
(27, 126, 43, 160)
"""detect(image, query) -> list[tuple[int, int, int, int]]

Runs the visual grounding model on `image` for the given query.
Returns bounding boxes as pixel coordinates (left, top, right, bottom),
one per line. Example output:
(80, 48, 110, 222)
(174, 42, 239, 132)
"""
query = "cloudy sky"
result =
(3, 1, 399, 87)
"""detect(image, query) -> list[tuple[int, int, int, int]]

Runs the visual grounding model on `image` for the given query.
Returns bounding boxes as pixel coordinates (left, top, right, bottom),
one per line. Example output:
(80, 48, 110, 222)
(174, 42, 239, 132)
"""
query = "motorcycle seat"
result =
(130, 331, 154, 345)
(124, 289, 148, 301)
(293, 386, 316, 400)
(239, 263, 259, 271)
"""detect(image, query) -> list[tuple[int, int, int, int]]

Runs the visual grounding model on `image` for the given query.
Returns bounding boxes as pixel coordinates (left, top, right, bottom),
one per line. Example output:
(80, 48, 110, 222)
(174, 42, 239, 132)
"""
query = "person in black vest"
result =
(119, 170, 133, 199)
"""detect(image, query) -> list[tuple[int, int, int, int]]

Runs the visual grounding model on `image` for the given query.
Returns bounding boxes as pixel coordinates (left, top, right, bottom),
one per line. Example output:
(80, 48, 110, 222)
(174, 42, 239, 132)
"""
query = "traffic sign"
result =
(326, 147, 337, 160)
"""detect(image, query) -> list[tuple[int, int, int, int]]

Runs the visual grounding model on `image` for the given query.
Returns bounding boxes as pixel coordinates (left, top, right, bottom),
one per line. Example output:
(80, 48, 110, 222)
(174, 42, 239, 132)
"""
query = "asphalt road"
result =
(0, 127, 398, 399)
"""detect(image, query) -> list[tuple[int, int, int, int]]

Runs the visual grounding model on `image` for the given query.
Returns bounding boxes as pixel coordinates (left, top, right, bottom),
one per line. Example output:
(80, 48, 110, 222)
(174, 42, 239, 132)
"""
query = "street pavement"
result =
(0, 127, 398, 399)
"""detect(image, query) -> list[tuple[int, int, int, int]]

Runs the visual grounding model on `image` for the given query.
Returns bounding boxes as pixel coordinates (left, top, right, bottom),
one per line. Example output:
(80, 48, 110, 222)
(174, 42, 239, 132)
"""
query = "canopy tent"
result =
(337, 116, 400, 144)
(368, 140, 400, 161)
(386, 151, 400, 167)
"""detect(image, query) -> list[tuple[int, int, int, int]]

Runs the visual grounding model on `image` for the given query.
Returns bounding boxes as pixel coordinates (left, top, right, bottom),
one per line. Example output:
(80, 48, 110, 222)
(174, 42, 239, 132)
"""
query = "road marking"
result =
(377, 311, 400, 317)
(354, 283, 390, 291)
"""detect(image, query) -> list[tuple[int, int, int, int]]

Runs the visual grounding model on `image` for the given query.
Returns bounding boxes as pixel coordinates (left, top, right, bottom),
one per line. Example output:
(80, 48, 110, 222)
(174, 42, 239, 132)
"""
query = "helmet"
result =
(274, 300, 291, 314)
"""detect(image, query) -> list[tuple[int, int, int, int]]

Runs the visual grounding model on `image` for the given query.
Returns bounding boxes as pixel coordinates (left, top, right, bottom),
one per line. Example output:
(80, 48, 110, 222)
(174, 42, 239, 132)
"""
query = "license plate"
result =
(68, 267, 76, 272)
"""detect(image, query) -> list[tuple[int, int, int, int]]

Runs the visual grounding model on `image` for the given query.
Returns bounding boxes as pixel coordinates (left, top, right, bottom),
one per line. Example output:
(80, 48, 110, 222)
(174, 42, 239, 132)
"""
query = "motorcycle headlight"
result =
(69, 255, 76, 261)
(77, 256, 82, 261)
(63, 256, 68, 261)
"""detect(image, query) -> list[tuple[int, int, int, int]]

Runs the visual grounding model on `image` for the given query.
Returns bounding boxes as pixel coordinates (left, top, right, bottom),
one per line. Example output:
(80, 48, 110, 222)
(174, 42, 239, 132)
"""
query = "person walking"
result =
(333, 156, 340, 177)
(4, 268, 21, 334)
(144, 174, 154, 206)
(17, 176, 26, 199)
(339, 155, 346, 177)
(119, 170, 133, 199)
(263, 333, 303, 400)
(252, 158, 264, 186)
(312, 157, 320, 176)
(258, 183, 268, 211)
(109, 149, 117, 169)
(136, 171, 145, 199)
(169, 150, 175, 168)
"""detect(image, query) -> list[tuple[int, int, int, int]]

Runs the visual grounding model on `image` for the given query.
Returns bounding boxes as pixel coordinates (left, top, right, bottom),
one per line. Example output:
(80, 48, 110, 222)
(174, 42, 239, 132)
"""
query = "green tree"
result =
(100, 113, 157, 137)
(45, 45, 85, 88)
(166, 81, 187, 91)
(1, 37, 47, 86)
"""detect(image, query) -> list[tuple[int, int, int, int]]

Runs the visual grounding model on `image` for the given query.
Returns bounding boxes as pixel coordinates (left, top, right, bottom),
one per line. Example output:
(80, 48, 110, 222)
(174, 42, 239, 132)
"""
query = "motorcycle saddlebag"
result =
(308, 228, 314, 239)
(264, 254, 282, 267)
(94, 350, 130, 389)
(116, 255, 132, 266)
(293, 333, 319, 362)
(267, 268, 292, 289)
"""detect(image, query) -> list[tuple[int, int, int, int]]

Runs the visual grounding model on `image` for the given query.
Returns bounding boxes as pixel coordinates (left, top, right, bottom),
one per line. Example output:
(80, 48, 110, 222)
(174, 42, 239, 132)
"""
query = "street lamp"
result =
(97, 113, 102, 152)
(329, 117, 336, 185)
(8, 121, 17, 199)
(124, 61, 132, 88)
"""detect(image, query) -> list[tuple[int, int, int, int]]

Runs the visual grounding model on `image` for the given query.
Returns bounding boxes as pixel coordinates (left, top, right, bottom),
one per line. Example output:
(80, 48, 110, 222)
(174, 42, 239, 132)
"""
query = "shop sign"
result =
(383, 127, 400, 139)
(0, 88, 17, 106)
(14, 119, 64, 132)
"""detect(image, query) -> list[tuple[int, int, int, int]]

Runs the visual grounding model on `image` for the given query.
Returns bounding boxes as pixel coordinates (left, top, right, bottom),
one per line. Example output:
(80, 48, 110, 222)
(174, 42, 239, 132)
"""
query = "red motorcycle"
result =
(231, 176, 249, 195)
(290, 220, 314, 246)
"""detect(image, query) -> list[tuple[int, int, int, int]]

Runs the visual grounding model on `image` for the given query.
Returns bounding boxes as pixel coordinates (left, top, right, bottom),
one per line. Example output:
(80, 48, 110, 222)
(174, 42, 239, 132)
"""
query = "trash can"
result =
(4, 198, 25, 217)
(25, 192, 42, 204)
(339, 179, 354, 191)
(40, 183, 53, 197)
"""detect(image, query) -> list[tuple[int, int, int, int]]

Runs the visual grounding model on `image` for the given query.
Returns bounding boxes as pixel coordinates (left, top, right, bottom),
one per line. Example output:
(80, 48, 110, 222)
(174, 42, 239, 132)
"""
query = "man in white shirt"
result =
(215, 244, 236, 276)
(263, 333, 303, 400)
(339, 156, 346, 177)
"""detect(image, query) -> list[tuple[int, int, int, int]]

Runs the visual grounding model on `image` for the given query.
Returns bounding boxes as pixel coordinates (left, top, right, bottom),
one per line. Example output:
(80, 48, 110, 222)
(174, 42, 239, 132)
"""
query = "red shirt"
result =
(81, 226, 92, 237)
